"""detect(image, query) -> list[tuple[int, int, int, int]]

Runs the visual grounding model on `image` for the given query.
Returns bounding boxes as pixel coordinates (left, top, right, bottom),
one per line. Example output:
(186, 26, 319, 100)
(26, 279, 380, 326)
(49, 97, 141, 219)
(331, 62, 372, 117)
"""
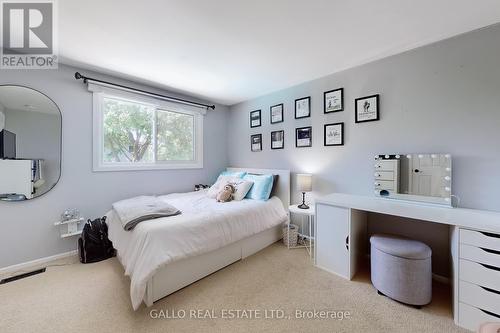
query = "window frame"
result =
(90, 83, 204, 172)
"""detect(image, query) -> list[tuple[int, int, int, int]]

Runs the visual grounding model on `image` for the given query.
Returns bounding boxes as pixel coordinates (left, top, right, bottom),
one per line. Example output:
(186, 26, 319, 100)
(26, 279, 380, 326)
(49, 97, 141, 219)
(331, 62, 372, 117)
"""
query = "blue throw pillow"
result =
(218, 170, 247, 179)
(243, 174, 274, 201)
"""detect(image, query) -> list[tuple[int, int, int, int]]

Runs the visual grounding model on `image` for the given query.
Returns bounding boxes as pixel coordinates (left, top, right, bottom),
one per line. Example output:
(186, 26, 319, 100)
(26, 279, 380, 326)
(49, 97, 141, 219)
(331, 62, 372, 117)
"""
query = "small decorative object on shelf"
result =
(61, 208, 80, 221)
(55, 209, 84, 238)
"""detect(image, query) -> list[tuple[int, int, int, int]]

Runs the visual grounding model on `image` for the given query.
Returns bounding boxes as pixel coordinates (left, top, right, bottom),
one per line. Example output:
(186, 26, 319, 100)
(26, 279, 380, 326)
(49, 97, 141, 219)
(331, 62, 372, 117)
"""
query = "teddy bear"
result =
(216, 184, 235, 202)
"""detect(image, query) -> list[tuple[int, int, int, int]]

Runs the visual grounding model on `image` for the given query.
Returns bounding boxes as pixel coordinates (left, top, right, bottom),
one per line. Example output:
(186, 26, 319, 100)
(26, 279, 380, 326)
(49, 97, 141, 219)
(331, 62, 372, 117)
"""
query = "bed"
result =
(106, 168, 290, 310)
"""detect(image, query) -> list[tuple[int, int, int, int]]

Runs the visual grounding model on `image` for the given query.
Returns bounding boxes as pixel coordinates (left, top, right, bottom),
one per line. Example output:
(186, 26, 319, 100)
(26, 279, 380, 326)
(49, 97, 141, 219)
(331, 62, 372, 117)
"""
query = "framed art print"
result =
(324, 122, 344, 146)
(295, 97, 311, 119)
(251, 134, 262, 152)
(270, 104, 284, 124)
(355, 94, 379, 123)
(295, 126, 312, 148)
(271, 130, 284, 149)
(324, 88, 344, 113)
(250, 110, 261, 128)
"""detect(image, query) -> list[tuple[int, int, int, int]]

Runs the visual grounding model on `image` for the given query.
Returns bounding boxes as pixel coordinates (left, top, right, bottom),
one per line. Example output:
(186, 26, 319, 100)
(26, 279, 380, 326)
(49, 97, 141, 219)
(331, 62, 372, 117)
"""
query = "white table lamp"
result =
(296, 173, 312, 209)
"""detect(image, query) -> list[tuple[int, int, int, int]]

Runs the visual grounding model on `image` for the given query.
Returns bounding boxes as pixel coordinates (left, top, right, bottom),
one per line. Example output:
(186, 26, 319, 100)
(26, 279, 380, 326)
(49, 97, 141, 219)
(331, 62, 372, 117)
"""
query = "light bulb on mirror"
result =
(406, 154, 412, 159)
(431, 154, 437, 159)
(418, 154, 424, 159)
(395, 155, 400, 159)
(444, 176, 451, 181)
(385, 155, 389, 159)
(445, 187, 451, 192)
(446, 167, 451, 172)
(445, 154, 451, 159)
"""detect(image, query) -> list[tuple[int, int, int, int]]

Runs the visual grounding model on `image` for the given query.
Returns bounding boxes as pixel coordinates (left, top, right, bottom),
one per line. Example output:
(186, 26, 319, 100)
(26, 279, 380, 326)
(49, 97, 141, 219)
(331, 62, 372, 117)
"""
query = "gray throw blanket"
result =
(112, 196, 181, 231)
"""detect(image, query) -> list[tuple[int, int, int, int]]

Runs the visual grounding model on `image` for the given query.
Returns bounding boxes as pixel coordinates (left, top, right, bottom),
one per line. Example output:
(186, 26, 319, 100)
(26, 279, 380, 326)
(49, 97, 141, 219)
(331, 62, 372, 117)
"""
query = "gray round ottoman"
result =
(370, 234, 432, 307)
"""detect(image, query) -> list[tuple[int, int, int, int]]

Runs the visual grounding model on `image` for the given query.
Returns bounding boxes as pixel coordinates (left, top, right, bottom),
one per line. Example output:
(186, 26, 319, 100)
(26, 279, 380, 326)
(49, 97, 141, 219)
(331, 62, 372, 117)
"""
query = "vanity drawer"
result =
(460, 259, 500, 291)
(459, 280, 500, 317)
(460, 244, 500, 268)
(374, 161, 396, 171)
(374, 180, 395, 191)
(459, 302, 500, 331)
(460, 229, 500, 252)
(374, 171, 394, 181)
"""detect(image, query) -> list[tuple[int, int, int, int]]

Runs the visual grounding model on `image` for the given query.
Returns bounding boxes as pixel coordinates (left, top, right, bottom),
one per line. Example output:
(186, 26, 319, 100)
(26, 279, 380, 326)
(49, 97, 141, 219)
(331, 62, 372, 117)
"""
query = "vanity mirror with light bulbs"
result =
(374, 153, 452, 206)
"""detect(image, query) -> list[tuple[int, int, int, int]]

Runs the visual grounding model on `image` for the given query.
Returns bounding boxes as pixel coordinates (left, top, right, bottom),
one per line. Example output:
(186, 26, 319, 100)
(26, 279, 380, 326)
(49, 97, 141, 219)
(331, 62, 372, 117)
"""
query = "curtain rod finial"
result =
(74, 72, 82, 80)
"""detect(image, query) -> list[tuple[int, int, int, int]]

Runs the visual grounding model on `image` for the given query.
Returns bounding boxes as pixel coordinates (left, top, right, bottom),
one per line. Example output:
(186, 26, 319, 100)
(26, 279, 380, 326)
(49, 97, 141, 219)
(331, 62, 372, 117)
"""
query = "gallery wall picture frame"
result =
(251, 134, 262, 152)
(270, 104, 284, 124)
(295, 126, 312, 148)
(250, 110, 262, 128)
(295, 96, 311, 119)
(324, 122, 344, 146)
(355, 94, 380, 123)
(271, 130, 284, 150)
(324, 88, 344, 113)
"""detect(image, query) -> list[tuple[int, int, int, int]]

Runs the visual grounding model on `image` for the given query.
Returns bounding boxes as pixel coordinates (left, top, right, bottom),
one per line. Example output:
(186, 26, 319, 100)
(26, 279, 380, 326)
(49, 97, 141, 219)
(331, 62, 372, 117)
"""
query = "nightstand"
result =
(288, 204, 315, 259)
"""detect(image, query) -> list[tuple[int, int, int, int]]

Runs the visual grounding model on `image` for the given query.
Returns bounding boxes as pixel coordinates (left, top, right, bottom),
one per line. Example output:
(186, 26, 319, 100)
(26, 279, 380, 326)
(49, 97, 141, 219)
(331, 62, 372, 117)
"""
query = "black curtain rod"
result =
(74, 72, 216, 110)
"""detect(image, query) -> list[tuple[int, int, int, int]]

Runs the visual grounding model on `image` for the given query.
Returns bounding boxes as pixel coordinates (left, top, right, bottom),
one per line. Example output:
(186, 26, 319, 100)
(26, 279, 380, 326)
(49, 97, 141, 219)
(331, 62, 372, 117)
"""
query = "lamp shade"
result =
(296, 173, 312, 192)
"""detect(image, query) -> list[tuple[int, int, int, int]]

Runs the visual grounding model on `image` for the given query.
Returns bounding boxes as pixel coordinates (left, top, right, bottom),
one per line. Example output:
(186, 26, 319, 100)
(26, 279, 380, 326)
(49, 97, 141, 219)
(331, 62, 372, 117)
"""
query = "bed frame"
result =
(143, 167, 290, 307)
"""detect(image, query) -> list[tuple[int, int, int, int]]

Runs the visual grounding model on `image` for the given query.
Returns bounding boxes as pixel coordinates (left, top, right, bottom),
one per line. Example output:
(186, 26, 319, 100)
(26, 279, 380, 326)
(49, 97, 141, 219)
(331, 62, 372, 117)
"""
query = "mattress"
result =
(106, 190, 288, 310)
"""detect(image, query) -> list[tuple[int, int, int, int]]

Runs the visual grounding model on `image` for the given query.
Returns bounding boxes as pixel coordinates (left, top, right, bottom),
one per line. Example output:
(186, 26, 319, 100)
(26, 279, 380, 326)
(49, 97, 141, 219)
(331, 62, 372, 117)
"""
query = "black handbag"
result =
(78, 216, 115, 264)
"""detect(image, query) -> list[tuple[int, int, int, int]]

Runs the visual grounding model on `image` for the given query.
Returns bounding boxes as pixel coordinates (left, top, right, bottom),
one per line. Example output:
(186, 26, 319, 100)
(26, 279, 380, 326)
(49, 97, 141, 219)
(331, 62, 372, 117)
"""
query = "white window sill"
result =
(93, 162, 203, 172)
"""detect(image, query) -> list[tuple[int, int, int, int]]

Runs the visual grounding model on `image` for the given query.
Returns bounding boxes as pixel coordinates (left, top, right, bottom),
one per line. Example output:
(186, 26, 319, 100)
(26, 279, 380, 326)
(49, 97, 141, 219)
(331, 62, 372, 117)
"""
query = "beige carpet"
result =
(0, 243, 466, 333)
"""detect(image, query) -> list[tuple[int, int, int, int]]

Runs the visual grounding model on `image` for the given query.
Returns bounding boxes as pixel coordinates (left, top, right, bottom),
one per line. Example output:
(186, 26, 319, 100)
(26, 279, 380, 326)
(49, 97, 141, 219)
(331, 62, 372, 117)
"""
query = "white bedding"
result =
(106, 190, 288, 310)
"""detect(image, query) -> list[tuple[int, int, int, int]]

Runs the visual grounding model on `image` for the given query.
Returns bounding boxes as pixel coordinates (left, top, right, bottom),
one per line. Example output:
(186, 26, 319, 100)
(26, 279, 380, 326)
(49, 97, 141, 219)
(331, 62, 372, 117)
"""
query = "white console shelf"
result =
(54, 217, 84, 238)
(315, 193, 500, 332)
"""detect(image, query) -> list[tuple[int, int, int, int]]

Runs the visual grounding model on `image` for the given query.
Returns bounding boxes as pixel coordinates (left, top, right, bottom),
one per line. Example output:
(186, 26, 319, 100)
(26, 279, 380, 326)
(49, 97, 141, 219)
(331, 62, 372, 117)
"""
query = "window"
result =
(91, 85, 204, 171)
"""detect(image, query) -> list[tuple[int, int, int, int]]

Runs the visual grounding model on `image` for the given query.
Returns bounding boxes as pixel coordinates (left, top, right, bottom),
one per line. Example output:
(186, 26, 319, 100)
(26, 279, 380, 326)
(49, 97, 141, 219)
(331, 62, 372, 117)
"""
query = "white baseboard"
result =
(0, 250, 78, 276)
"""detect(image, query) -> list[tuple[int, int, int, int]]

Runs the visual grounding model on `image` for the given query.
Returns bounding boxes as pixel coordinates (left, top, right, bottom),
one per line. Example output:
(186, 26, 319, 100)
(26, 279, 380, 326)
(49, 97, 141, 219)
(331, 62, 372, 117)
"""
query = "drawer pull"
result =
(480, 231, 500, 239)
(480, 285, 500, 295)
(481, 247, 500, 255)
(480, 308, 500, 319)
(479, 263, 500, 272)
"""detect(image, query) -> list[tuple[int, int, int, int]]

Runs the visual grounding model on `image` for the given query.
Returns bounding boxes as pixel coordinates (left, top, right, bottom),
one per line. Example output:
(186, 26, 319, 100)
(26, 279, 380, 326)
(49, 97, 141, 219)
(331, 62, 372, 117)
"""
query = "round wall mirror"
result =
(0, 85, 62, 201)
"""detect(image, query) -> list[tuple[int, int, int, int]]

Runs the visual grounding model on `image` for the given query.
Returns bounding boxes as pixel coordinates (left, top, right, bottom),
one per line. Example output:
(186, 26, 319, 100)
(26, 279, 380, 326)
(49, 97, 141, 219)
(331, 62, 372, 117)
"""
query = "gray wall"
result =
(0, 103, 4, 119)
(0, 64, 229, 268)
(227, 25, 500, 277)
(4, 109, 61, 195)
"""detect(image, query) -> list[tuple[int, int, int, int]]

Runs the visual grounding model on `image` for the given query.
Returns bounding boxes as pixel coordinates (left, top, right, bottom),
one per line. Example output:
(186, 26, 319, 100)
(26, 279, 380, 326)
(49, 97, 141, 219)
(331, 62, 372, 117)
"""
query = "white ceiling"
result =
(59, 0, 500, 105)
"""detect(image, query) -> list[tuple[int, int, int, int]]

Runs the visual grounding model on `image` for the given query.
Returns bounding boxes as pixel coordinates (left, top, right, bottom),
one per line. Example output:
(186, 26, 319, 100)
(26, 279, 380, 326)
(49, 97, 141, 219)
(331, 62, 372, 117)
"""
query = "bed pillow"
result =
(243, 174, 274, 201)
(270, 174, 280, 198)
(229, 179, 254, 201)
(207, 175, 242, 198)
(218, 170, 247, 178)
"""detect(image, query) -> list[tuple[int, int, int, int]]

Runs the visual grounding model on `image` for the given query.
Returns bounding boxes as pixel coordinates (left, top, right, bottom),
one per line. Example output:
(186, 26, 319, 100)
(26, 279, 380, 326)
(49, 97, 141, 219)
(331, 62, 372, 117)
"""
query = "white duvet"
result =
(106, 190, 288, 310)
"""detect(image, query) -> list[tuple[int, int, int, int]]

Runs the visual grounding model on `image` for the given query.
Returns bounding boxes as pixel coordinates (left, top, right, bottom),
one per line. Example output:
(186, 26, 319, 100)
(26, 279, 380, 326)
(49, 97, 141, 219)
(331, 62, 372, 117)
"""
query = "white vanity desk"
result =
(315, 193, 500, 331)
